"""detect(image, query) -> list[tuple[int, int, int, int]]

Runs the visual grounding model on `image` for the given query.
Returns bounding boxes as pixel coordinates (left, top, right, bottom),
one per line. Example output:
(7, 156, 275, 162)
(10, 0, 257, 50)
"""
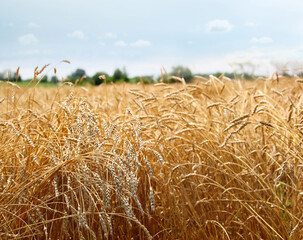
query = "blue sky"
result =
(1, 0, 303, 78)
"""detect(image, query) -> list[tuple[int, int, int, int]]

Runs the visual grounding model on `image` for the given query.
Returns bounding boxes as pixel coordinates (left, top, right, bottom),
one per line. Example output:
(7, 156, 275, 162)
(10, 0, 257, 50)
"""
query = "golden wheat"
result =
(0, 73, 303, 239)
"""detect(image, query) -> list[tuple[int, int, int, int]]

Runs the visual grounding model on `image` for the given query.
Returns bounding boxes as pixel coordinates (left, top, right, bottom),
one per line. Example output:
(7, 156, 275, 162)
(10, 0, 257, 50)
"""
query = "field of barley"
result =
(1, 73, 303, 239)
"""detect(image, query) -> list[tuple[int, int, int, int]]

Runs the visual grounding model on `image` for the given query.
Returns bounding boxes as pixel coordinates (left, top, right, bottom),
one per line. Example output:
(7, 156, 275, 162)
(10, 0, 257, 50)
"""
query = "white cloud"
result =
(130, 40, 151, 47)
(187, 40, 193, 45)
(228, 45, 303, 61)
(67, 30, 85, 40)
(98, 32, 117, 40)
(104, 32, 117, 39)
(18, 50, 40, 55)
(244, 21, 256, 27)
(209, 46, 303, 75)
(251, 37, 273, 43)
(99, 42, 105, 46)
(17, 49, 54, 56)
(115, 40, 127, 46)
(206, 19, 233, 33)
(18, 34, 38, 45)
(27, 22, 40, 28)
(8, 22, 14, 27)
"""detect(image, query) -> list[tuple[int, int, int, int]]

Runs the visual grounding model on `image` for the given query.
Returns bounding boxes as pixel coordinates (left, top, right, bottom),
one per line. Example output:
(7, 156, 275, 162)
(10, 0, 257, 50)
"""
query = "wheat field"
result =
(1, 73, 303, 239)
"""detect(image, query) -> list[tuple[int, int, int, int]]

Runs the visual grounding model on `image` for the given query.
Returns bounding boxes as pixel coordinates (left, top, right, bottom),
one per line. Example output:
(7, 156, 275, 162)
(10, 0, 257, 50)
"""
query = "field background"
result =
(1, 75, 303, 239)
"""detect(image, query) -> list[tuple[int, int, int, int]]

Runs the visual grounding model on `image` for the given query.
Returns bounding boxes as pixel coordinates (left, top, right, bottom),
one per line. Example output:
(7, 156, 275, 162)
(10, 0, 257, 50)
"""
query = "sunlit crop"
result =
(1, 72, 303, 239)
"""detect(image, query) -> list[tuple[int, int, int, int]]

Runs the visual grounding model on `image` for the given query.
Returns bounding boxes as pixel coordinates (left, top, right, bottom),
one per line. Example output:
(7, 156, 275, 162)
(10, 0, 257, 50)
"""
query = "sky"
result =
(1, 0, 303, 79)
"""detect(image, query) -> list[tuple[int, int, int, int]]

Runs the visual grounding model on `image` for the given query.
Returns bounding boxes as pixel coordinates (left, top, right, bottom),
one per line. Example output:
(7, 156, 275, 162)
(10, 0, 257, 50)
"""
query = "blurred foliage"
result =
(8, 64, 303, 87)
(50, 76, 58, 84)
(195, 72, 256, 81)
(67, 68, 86, 84)
(40, 75, 48, 83)
(131, 76, 154, 84)
(169, 65, 193, 83)
(91, 72, 109, 85)
(70, 68, 86, 79)
(0, 71, 22, 82)
(113, 68, 129, 82)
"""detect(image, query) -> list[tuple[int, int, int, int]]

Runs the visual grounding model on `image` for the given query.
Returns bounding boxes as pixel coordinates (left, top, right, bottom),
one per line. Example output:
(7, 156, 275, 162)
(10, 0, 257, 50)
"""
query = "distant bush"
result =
(92, 72, 109, 85)
(0, 72, 22, 82)
(40, 75, 48, 83)
(71, 68, 86, 79)
(50, 76, 58, 84)
(170, 65, 193, 83)
(67, 68, 86, 84)
(131, 76, 154, 84)
(195, 72, 256, 81)
(113, 69, 122, 82)
(113, 68, 129, 82)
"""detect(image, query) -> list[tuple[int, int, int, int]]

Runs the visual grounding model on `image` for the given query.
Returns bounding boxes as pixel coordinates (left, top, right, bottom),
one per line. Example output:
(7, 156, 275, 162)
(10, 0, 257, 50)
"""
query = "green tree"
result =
(8, 72, 22, 82)
(170, 65, 193, 83)
(68, 68, 86, 83)
(132, 75, 154, 84)
(13, 73, 21, 82)
(92, 72, 109, 85)
(40, 75, 48, 83)
(113, 68, 123, 82)
(112, 68, 129, 82)
(71, 69, 86, 79)
(122, 67, 129, 82)
(50, 76, 58, 84)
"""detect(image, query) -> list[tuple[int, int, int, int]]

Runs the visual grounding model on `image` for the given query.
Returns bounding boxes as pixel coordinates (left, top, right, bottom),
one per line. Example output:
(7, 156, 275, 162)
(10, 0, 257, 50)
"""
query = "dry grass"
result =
(1, 74, 303, 239)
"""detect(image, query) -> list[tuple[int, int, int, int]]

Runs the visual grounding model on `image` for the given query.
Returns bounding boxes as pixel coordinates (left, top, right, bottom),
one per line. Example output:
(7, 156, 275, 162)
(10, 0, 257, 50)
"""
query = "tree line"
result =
(1, 65, 300, 85)
(0, 66, 195, 85)
(64, 66, 196, 85)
